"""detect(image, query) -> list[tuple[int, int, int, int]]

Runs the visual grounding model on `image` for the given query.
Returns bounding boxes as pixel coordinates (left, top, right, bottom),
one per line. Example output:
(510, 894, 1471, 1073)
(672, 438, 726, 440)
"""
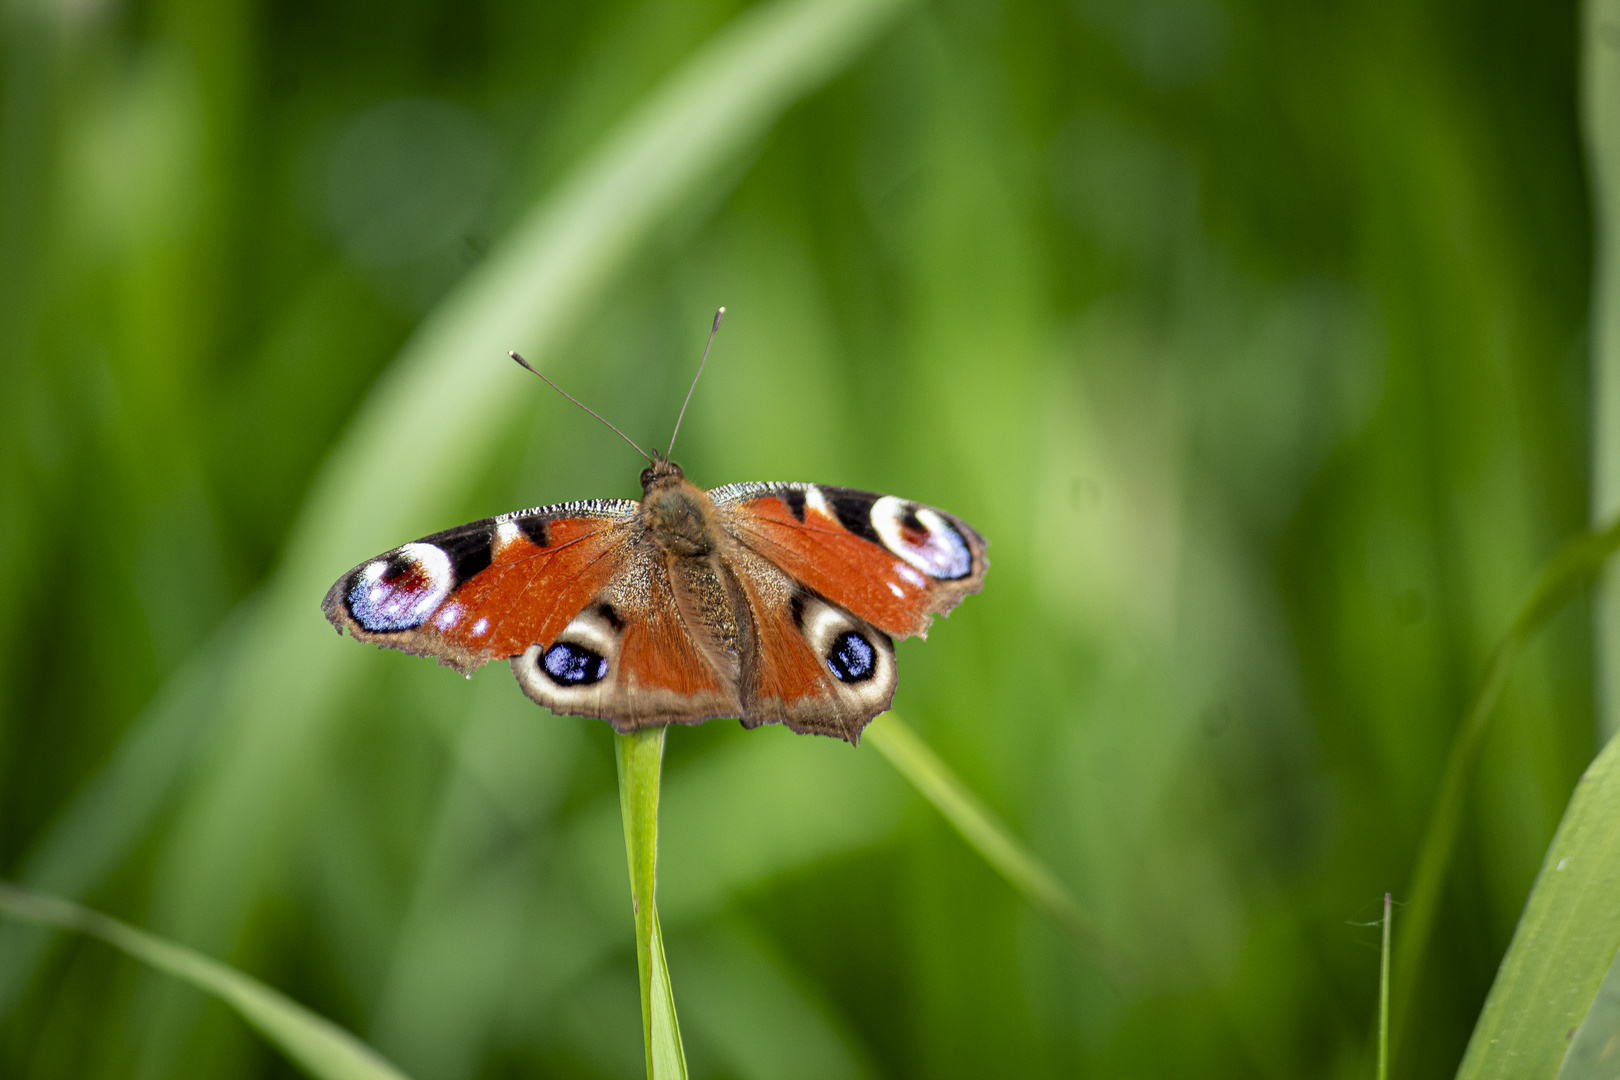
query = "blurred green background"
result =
(0, 0, 1600, 1077)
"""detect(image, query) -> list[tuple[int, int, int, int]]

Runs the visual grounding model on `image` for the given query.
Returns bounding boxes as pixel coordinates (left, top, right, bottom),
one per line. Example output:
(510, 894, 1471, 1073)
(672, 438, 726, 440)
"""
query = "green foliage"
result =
(0, 0, 1602, 1077)
(1556, 943, 1620, 1079)
(1394, 516, 1620, 1054)
(1457, 734, 1620, 1079)
(0, 883, 411, 1080)
(865, 714, 1127, 978)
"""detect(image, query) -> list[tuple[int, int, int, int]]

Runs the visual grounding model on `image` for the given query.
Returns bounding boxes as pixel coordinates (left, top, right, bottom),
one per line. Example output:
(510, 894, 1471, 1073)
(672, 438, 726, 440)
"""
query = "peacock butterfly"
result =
(321, 311, 988, 743)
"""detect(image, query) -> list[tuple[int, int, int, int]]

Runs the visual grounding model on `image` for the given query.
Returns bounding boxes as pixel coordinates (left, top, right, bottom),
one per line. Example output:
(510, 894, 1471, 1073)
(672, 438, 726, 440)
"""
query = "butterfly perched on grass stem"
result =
(323, 310, 988, 743)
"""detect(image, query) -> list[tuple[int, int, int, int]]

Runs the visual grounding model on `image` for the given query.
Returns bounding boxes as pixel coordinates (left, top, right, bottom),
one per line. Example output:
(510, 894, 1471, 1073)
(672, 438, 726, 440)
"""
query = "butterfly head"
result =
(639, 451, 685, 492)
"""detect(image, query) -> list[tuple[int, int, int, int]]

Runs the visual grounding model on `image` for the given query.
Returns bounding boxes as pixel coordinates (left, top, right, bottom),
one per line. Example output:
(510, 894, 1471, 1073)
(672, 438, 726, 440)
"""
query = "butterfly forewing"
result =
(711, 481, 989, 640)
(322, 499, 639, 674)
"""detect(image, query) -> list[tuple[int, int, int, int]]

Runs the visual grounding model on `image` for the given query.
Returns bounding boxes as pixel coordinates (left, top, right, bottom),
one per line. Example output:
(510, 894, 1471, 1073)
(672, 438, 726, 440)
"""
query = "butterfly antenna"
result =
(666, 306, 724, 459)
(509, 351, 653, 463)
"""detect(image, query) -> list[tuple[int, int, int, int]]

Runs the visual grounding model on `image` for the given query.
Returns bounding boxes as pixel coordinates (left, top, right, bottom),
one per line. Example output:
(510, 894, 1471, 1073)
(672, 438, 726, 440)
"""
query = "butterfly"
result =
(322, 312, 988, 743)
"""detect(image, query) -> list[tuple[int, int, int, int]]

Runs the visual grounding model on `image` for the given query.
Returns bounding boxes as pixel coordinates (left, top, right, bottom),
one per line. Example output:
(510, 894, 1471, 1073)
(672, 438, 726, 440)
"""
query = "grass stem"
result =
(615, 726, 688, 1080)
(1378, 892, 1391, 1080)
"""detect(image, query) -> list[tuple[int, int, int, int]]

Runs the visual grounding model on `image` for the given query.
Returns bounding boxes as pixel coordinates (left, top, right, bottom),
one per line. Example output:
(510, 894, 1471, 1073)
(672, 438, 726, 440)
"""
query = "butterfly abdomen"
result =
(639, 476, 751, 691)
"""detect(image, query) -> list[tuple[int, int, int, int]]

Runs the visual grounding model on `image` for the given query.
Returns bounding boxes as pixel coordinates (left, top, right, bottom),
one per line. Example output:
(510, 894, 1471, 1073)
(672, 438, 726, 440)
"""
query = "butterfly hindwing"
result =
(510, 542, 737, 729)
(517, 535, 901, 739)
(711, 482, 989, 640)
(726, 544, 898, 741)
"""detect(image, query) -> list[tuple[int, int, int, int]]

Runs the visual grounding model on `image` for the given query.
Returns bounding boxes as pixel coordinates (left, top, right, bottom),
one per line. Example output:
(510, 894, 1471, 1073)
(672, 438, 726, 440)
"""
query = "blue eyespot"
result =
(542, 642, 609, 686)
(346, 544, 454, 632)
(826, 631, 876, 683)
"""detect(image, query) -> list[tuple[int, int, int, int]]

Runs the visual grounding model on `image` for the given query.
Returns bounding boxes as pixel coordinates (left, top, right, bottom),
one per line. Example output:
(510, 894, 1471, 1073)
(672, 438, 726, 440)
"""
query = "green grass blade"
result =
(1392, 515, 1620, 1053)
(1573, 0, 1620, 1065)
(1455, 732, 1620, 1080)
(864, 714, 1134, 981)
(1555, 940, 1620, 1080)
(616, 727, 688, 1080)
(0, 882, 411, 1080)
(1378, 893, 1391, 1080)
(647, 910, 686, 1080)
(1586, 0, 1620, 742)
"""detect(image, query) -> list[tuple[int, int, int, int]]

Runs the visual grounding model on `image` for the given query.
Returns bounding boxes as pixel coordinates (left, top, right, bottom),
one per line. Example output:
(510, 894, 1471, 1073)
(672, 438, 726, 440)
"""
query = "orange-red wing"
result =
(711, 482, 989, 640)
(725, 547, 897, 742)
(321, 499, 640, 674)
(611, 546, 733, 710)
(729, 552, 829, 707)
(507, 542, 739, 730)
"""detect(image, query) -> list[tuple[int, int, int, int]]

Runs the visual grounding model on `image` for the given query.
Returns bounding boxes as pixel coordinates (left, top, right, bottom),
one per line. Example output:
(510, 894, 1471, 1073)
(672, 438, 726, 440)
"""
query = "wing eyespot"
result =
(870, 496, 972, 580)
(542, 642, 610, 686)
(346, 543, 454, 632)
(826, 630, 876, 683)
